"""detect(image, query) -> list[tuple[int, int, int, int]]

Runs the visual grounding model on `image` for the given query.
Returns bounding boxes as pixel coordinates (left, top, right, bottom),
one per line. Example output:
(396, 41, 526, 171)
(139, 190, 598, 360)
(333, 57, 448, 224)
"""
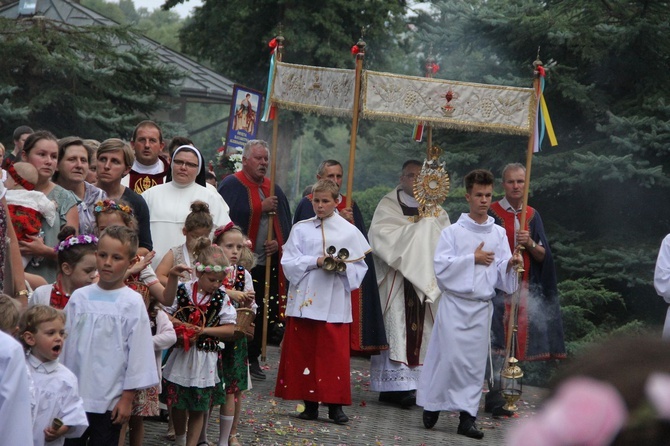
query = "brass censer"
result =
(500, 261, 525, 412)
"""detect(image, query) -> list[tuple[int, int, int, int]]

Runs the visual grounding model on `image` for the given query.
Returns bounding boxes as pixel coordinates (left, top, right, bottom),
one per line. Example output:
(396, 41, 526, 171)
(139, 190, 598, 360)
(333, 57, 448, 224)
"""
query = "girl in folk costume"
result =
(162, 238, 238, 446)
(28, 226, 97, 309)
(93, 199, 173, 446)
(93, 199, 168, 306)
(275, 180, 371, 424)
(154, 201, 213, 441)
(207, 223, 257, 446)
(155, 200, 214, 286)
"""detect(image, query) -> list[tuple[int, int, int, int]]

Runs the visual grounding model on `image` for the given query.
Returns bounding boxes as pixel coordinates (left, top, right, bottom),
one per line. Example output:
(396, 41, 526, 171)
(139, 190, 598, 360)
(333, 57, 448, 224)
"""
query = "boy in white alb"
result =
(417, 169, 522, 439)
(62, 226, 158, 446)
(20, 305, 88, 446)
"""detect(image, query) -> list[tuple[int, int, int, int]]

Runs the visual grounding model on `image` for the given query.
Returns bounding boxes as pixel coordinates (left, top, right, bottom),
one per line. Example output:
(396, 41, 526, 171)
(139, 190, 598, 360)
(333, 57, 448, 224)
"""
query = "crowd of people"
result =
(3, 118, 668, 446)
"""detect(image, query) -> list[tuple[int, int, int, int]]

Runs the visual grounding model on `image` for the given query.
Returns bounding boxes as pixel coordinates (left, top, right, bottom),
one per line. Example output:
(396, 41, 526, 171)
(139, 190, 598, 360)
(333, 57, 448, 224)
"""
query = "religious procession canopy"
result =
(270, 61, 536, 136)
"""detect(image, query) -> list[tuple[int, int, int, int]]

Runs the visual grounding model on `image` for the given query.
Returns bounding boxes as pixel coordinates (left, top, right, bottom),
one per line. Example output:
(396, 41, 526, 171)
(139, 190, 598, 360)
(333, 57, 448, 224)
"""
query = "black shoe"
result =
(484, 389, 506, 413)
(491, 405, 514, 418)
(249, 362, 266, 380)
(328, 405, 349, 424)
(422, 410, 439, 429)
(457, 413, 484, 439)
(399, 390, 417, 408)
(298, 401, 319, 420)
(379, 391, 416, 409)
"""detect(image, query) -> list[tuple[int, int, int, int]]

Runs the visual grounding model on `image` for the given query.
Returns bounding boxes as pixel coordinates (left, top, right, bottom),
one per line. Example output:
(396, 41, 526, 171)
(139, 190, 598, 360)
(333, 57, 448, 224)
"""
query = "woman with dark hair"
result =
(142, 145, 231, 269)
(54, 136, 106, 235)
(20, 130, 79, 283)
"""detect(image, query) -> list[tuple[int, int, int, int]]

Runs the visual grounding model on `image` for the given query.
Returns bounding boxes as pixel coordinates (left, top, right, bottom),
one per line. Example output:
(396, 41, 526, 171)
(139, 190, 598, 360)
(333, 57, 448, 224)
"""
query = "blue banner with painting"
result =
(226, 85, 264, 151)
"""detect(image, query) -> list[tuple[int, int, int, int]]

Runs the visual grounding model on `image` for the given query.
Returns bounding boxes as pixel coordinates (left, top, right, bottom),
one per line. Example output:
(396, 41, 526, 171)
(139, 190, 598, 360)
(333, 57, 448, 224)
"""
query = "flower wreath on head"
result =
(194, 262, 233, 274)
(54, 234, 99, 253)
(94, 199, 133, 216)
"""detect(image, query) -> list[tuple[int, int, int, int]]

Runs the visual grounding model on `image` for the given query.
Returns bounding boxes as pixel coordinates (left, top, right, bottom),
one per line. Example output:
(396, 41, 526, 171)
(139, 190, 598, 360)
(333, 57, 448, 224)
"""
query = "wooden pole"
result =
(504, 60, 542, 364)
(345, 37, 365, 208)
(261, 34, 284, 362)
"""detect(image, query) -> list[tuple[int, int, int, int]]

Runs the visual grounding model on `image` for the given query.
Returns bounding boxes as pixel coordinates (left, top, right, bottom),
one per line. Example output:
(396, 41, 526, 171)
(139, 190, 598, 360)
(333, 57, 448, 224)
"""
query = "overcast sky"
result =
(131, 0, 201, 18)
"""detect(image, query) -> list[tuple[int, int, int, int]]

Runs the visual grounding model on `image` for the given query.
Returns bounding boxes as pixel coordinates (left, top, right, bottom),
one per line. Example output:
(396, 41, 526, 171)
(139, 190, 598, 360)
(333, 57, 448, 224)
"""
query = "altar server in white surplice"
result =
(417, 169, 521, 440)
(275, 180, 370, 425)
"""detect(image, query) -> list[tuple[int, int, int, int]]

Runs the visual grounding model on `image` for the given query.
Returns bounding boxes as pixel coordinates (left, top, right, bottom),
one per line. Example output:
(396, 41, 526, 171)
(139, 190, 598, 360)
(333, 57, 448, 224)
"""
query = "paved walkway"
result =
(138, 345, 546, 445)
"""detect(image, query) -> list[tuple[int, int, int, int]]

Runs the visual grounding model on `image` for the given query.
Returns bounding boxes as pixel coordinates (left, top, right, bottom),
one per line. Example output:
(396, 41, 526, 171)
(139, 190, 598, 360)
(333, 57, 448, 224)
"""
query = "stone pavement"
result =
(136, 345, 546, 446)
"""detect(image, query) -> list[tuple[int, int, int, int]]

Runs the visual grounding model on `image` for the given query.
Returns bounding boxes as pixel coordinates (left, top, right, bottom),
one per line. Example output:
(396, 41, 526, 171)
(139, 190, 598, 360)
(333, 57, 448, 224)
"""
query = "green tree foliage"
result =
(82, 0, 184, 50)
(0, 16, 182, 141)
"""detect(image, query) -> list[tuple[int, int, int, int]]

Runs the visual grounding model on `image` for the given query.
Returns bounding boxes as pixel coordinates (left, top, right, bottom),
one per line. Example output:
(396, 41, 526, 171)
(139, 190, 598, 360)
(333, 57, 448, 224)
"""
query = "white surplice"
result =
(282, 213, 370, 323)
(416, 213, 518, 416)
(368, 189, 450, 392)
(62, 284, 159, 413)
(654, 233, 670, 339)
(26, 355, 88, 446)
(0, 332, 34, 446)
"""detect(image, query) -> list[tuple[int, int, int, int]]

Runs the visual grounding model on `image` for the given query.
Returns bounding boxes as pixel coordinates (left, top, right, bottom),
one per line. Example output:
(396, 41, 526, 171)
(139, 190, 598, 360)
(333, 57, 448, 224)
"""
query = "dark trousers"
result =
(64, 411, 120, 446)
(247, 254, 284, 362)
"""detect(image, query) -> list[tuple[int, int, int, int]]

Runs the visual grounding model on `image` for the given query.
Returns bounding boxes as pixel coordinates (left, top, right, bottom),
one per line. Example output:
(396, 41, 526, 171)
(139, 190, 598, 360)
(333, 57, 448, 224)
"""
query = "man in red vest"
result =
(486, 162, 565, 416)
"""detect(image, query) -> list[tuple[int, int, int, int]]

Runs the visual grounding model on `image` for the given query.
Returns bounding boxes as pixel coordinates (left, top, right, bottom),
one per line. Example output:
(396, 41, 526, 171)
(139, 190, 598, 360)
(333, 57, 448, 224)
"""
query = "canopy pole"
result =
(261, 32, 284, 362)
(345, 36, 366, 208)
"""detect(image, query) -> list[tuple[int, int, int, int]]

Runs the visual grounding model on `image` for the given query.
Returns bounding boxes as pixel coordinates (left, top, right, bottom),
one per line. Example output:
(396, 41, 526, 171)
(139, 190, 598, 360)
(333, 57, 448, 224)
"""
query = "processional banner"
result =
(362, 71, 536, 136)
(271, 62, 355, 118)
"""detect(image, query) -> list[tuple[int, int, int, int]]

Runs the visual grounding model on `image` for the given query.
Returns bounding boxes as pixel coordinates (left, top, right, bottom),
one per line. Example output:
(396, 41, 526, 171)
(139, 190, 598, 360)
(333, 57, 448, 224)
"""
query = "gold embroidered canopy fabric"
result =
(271, 62, 355, 118)
(362, 71, 536, 136)
(270, 62, 536, 135)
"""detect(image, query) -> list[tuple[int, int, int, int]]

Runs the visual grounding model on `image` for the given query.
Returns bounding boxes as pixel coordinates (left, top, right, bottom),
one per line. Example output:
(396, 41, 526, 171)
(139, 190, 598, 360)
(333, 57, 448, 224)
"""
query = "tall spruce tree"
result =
(0, 16, 181, 142)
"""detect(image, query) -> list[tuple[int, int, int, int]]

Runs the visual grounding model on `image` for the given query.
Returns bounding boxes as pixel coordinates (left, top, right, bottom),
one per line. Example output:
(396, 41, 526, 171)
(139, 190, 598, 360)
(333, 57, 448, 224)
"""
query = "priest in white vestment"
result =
(417, 169, 521, 439)
(369, 160, 450, 408)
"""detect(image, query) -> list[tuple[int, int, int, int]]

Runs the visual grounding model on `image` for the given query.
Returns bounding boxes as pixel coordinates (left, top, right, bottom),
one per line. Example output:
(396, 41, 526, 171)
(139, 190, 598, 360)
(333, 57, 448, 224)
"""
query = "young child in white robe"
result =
(20, 305, 88, 446)
(62, 226, 159, 446)
(417, 169, 522, 439)
(275, 179, 371, 425)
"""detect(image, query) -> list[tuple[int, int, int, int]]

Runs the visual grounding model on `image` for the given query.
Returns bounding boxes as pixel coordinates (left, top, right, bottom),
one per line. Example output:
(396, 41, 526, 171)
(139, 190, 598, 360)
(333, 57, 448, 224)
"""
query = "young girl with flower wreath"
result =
(197, 223, 256, 446)
(93, 199, 175, 446)
(155, 201, 214, 441)
(155, 200, 214, 286)
(162, 237, 238, 446)
(28, 226, 98, 309)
